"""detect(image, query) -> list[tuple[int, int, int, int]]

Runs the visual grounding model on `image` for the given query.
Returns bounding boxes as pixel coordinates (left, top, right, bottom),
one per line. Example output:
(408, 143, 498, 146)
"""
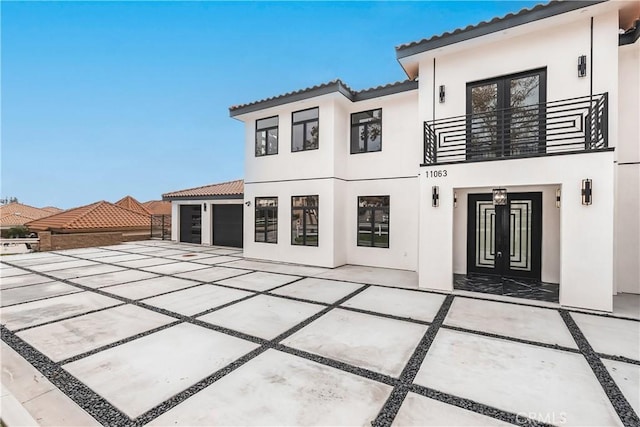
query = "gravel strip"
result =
(1, 325, 130, 426)
(560, 310, 640, 427)
(372, 294, 454, 426)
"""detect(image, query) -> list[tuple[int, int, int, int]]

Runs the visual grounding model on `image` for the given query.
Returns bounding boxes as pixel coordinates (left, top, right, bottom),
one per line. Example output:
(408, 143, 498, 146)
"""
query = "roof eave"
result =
(229, 81, 353, 118)
(395, 0, 607, 60)
(162, 194, 244, 201)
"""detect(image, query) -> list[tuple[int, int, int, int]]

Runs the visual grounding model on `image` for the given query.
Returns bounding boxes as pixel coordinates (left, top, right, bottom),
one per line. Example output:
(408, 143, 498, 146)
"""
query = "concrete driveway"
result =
(1, 241, 638, 426)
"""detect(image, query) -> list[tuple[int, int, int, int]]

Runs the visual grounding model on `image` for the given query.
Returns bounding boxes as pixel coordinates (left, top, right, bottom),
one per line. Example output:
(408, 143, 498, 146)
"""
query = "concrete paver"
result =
(1, 241, 637, 427)
(63, 323, 258, 418)
(414, 329, 622, 427)
(148, 349, 391, 426)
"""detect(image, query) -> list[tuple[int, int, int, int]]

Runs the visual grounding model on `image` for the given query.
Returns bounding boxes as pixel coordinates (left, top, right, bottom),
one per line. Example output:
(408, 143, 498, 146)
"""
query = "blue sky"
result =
(1, 1, 540, 209)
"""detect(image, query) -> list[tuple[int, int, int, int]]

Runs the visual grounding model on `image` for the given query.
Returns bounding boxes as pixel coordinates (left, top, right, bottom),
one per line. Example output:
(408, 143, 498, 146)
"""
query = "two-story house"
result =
(228, 0, 638, 312)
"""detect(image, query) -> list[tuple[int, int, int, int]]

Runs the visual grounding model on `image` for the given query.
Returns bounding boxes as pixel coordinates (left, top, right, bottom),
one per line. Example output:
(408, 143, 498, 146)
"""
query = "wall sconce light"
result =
(492, 188, 507, 206)
(453, 191, 457, 208)
(432, 186, 439, 207)
(439, 85, 445, 103)
(245, 201, 251, 207)
(578, 55, 587, 77)
(581, 179, 592, 205)
(556, 188, 561, 208)
(203, 204, 207, 212)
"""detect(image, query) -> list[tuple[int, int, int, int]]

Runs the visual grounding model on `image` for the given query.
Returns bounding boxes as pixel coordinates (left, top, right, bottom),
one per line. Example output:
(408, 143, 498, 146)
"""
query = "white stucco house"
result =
(171, 0, 638, 313)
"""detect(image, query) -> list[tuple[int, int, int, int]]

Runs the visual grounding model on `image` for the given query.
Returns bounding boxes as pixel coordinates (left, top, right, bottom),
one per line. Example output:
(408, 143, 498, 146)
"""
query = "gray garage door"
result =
(179, 205, 202, 244)
(212, 205, 243, 247)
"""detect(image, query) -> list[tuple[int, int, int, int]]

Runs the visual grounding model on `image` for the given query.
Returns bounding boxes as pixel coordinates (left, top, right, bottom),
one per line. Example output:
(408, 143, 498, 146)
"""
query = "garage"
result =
(163, 179, 244, 247)
(212, 205, 243, 247)
(179, 205, 202, 244)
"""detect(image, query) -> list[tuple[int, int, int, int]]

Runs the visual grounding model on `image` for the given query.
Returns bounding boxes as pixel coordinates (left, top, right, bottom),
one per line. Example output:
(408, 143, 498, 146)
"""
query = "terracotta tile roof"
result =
(41, 206, 63, 214)
(115, 195, 151, 216)
(0, 213, 36, 227)
(26, 201, 151, 232)
(163, 179, 244, 200)
(0, 202, 55, 226)
(142, 200, 172, 215)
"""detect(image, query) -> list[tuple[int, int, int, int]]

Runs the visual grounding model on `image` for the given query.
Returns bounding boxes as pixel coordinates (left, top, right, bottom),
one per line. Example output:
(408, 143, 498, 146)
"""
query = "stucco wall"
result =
(615, 41, 640, 294)
(419, 151, 615, 312)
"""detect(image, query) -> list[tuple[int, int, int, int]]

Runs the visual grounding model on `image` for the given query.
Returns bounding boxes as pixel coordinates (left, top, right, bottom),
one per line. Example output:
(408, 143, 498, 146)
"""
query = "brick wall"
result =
(39, 231, 122, 251)
(38, 231, 52, 251)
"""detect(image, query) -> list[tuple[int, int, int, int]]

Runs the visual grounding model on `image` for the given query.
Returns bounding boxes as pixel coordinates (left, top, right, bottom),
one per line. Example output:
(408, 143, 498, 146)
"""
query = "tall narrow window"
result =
(292, 107, 319, 152)
(255, 197, 278, 243)
(351, 109, 382, 153)
(291, 195, 319, 246)
(255, 116, 278, 156)
(357, 196, 390, 248)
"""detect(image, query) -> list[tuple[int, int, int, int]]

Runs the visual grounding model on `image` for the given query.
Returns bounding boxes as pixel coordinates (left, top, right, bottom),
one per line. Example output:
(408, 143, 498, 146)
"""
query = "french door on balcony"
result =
(467, 192, 542, 280)
(466, 69, 546, 160)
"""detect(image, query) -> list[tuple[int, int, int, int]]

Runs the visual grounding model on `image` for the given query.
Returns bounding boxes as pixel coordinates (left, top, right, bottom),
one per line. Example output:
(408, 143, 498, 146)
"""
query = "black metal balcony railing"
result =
(424, 93, 608, 165)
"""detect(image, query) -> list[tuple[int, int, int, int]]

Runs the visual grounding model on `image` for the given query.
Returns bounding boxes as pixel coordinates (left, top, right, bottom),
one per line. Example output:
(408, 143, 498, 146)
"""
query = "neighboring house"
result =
(228, 1, 639, 312)
(115, 195, 152, 216)
(41, 206, 64, 214)
(0, 202, 58, 230)
(142, 200, 172, 216)
(26, 200, 153, 250)
(163, 180, 244, 247)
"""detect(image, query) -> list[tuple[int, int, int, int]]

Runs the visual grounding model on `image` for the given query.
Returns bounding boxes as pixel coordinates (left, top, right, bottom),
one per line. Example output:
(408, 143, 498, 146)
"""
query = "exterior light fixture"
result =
(439, 85, 445, 103)
(581, 179, 592, 205)
(578, 55, 587, 77)
(492, 188, 507, 206)
(245, 201, 251, 207)
(453, 191, 457, 208)
(556, 188, 561, 208)
(203, 204, 207, 212)
(432, 186, 439, 207)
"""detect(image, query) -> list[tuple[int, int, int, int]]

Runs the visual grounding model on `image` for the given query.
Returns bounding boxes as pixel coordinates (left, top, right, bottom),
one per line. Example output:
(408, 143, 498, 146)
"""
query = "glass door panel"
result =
(470, 83, 498, 159)
(509, 75, 541, 156)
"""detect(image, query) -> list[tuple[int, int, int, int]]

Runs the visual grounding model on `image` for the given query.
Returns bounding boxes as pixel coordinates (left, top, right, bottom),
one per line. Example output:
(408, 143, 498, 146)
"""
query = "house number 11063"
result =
(427, 170, 447, 178)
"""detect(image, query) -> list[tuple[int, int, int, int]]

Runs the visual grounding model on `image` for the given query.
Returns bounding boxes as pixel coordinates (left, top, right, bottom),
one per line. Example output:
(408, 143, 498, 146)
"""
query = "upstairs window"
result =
(357, 196, 389, 248)
(292, 107, 319, 152)
(351, 109, 382, 154)
(291, 195, 319, 246)
(255, 197, 278, 243)
(255, 116, 278, 156)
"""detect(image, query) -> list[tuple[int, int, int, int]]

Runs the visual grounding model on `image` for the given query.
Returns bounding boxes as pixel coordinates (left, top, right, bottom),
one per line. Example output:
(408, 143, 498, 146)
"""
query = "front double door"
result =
(467, 192, 542, 280)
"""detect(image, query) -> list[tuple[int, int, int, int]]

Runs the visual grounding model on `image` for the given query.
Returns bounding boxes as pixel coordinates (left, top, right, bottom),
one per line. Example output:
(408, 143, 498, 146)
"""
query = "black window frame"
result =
(291, 195, 319, 247)
(291, 107, 319, 152)
(350, 108, 382, 154)
(357, 196, 390, 248)
(255, 116, 279, 157)
(255, 197, 278, 243)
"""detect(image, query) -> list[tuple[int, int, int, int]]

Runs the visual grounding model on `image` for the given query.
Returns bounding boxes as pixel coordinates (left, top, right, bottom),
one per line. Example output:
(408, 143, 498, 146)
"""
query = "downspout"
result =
(590, 16, 593, 102)
(432, 58, 436, 123)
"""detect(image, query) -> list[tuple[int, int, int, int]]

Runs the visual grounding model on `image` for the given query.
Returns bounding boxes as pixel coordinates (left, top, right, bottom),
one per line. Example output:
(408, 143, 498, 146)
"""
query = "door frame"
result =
(466, 192, 542, 280)
(466, 68, 547, 160)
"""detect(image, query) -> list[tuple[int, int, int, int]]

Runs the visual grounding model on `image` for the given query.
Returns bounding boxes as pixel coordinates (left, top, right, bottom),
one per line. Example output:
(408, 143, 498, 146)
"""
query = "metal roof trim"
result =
(395, 1, 606, 59)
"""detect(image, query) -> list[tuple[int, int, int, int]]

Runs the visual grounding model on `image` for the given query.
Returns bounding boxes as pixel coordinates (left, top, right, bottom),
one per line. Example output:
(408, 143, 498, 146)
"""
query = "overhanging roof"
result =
(395, 1, 606, 60)
(229, 79, 418, 117)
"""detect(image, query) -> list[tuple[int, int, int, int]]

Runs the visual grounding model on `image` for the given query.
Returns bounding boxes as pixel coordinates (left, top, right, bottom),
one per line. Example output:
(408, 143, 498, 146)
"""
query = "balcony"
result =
(423, 93, 608, 165)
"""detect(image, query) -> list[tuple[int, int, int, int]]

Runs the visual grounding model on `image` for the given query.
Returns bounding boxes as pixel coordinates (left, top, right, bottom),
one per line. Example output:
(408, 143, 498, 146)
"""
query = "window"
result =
(292, 107, 319, 152)
(351, 109, 382, 154)
(357, 196, 389, 248)
(255, 116, 278, 156)
(291, 195, 319, 246)
(255, 197, 278, 243)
